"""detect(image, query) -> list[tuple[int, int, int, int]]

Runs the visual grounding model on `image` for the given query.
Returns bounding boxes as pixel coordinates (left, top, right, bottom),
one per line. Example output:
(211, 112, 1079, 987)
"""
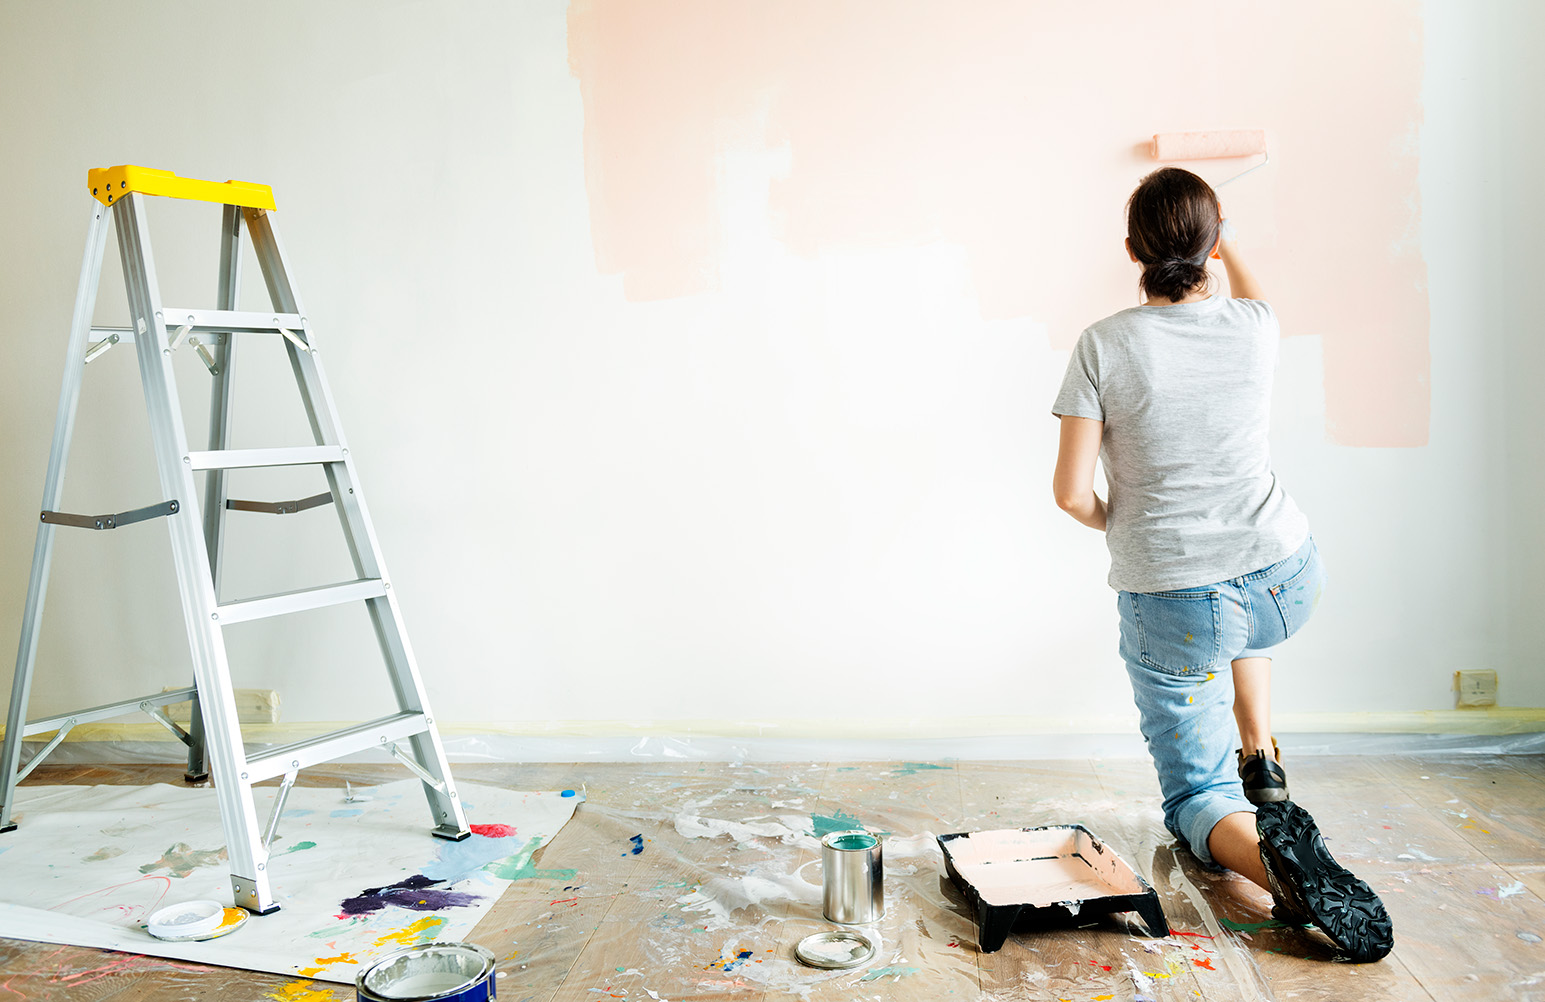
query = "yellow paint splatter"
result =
(1205, 672, 1215, 682)
(1186, 695, 1194, 704)
(265, 980, 334, 1002)
(1094, 996, 1115, 1001)
(297, 951, 360, 977)
(373, 915, 447, 948)
(1183, 633, 1193, 643)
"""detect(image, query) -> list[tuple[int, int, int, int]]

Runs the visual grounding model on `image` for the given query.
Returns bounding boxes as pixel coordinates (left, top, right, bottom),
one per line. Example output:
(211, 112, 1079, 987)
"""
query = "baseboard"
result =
(7, 707, 1543, 745)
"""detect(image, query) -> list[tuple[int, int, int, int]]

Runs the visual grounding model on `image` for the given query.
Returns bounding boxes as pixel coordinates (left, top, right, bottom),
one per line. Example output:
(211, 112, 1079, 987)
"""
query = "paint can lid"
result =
(794, 929, 876, 970)
(145, 899, 247, 941)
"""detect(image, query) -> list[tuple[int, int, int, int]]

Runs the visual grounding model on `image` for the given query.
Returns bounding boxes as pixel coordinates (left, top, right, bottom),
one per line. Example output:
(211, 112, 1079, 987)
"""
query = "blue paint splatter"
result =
(624, 834, 644, 856)
(561, 790, 576, 798)
(329, 808, 364, 818)
(282, 809, 315, 818)
(708, 950, 754, 973)
(892, 762, 951, 776)
(422, 831, 528, 884)
(861, 965, 921, 982)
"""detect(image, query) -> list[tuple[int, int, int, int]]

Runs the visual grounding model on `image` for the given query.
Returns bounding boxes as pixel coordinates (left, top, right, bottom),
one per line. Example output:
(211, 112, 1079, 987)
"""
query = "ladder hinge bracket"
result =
(186, 336, 220, 375)
(225, 492, 334, 516)
(277, 327, 312, 354)
(41, 500, 179, 531)
(83, 333, 121, 364)
(139, 701, 194, 747)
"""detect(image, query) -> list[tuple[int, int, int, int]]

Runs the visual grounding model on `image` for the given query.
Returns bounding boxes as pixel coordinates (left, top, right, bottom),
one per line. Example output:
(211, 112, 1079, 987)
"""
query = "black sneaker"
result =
(1255, 800, 1395, 963)
(1238, 744, 1290, 804)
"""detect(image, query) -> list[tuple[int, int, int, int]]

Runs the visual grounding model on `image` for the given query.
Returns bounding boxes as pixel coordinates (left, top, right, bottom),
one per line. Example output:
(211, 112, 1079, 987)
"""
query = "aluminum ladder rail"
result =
(0, 166, 470, 914)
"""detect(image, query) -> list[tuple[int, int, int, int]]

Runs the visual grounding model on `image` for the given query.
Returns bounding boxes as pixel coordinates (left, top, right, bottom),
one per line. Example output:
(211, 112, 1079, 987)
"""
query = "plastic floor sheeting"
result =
(1, 754, 1543, 1001)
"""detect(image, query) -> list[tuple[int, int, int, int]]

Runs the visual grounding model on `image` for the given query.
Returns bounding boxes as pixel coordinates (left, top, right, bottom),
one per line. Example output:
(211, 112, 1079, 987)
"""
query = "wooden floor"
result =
(1, 753, 1543, 1000)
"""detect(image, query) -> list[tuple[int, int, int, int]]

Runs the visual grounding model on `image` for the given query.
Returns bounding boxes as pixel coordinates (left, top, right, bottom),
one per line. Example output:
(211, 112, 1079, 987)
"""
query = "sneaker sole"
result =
(1245, 786, 1291, 804)
(1256, 800, 1394, 962)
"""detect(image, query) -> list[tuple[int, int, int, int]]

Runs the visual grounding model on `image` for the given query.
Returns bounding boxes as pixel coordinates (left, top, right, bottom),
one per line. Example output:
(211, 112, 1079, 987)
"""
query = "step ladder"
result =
(0, 166, 471, 914)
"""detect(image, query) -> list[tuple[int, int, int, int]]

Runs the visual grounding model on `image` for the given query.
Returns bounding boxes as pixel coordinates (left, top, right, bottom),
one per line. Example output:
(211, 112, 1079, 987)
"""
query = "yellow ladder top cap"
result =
(88, 165, 276, 211)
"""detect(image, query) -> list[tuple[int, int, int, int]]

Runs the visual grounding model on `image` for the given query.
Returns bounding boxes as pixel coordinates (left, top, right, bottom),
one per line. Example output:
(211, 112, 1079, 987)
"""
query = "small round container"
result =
(821, 829, 884, 924)
(794, 930, 876, 970)
(145, 900, 247, 942)
(355, 942, 498, 1002)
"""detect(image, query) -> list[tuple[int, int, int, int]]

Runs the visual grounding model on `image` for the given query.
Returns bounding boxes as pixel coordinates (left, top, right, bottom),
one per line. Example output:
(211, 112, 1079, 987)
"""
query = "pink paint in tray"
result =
(937, 826, 1167, 952)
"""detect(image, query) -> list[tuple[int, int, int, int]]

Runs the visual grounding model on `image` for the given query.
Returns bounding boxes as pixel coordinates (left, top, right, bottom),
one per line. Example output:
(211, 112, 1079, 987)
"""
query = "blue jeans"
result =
(1117, 534, 1325, 868)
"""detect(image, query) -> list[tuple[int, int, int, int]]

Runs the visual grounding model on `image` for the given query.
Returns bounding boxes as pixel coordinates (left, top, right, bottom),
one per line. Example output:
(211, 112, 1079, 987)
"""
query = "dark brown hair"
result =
(1126, 167, 1221, 302)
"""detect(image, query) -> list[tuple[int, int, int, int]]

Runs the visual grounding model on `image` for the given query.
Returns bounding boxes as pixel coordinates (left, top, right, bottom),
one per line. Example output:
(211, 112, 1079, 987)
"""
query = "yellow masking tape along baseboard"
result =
(7, 708, 1544, 745)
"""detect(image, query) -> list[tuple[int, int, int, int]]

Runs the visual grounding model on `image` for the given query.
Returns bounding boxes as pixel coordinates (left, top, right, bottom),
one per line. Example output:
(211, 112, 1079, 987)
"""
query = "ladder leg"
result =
(367, 598, 469, 839)
(116, 195, 277, 912)
(244, 208, 469, 840)
(2, 204, 113, 832)
(186, 205, 245, 784)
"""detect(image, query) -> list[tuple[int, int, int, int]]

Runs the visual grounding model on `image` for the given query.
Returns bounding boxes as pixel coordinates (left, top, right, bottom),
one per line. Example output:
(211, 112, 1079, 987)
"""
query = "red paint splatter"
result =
(470, 823, 517, 838)
(550, 896, 579, 907)
(1170, 929, 1215, 939)
(1194, 958, 1216, 970)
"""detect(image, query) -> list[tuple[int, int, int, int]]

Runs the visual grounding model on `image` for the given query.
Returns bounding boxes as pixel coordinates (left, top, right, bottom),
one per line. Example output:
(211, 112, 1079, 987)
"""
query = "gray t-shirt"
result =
(1052, 295, 1308, 593)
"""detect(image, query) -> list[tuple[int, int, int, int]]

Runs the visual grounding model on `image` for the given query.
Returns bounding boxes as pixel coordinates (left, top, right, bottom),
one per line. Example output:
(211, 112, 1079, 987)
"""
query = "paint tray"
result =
(937, 825, 1167, 952)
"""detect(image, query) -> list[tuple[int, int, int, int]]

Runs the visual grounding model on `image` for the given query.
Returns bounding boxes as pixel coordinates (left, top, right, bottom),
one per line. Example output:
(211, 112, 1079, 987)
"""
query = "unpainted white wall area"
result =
(0, 0, 1538, 735)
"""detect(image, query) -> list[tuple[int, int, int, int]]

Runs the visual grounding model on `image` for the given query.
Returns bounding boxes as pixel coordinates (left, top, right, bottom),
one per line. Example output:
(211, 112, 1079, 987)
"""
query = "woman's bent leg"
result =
(1230, 656, 1273, 755)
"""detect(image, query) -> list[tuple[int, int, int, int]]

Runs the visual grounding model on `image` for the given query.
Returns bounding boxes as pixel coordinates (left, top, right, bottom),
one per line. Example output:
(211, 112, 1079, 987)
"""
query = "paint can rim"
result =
(821, 829, 878, 851)
(355, 941, 497, 1002)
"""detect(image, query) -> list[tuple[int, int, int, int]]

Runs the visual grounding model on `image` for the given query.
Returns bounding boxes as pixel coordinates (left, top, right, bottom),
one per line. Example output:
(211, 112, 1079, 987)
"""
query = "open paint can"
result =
(355, 942, 497, 1001)
(821, 829, 884, 924)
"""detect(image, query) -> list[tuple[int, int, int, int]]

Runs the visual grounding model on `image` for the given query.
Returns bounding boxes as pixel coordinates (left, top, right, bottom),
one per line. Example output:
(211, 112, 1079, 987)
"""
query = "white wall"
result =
(0, 0, 1538, 740)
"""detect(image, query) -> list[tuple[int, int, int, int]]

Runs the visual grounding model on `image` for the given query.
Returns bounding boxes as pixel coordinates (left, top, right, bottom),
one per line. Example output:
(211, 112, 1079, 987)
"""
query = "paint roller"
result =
(1150, 129, 1268, 187)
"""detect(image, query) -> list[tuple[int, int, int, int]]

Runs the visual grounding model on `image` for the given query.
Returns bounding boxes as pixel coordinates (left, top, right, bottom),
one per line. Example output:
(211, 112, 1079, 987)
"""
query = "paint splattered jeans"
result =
(1116, 534, 1325, 869)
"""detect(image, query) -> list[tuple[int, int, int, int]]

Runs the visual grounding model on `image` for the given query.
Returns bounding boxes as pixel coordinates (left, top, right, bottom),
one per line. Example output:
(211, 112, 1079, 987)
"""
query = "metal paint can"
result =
(355, 942, 498, 1002)
(821, 829, 884, 924)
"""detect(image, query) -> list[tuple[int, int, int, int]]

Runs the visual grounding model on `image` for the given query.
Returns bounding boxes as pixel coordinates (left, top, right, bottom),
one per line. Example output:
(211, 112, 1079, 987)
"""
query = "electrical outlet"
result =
(1453, 669, 1498, 708)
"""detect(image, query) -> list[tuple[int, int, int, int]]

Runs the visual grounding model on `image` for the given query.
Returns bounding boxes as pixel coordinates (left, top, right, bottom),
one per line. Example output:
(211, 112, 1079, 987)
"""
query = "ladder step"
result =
(186, 446, 344, 471)
(216, 578, 387, 625)
(159, 308, 305, 334)
(244, 712, 432, 783)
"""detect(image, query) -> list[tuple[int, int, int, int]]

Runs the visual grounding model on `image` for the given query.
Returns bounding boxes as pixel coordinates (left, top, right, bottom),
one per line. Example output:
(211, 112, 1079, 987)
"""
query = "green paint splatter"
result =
(484, 836, 577, 882)
(811, 809, 891, 839)
(891, 762, 951, 776)
(139, 843, 228, 879)
(283, 841, 317, 854)
(1219, 916, 1303, 933)
(861, 965, 921, 981)
(811, 809, 865, 838)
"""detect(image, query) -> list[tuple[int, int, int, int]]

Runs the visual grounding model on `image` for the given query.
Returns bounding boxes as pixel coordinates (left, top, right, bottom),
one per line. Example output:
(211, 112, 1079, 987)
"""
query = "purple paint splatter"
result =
(340, 874, 480, 916)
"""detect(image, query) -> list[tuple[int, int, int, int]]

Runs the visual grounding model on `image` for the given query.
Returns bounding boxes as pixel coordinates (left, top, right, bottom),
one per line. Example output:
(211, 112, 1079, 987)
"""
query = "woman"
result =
(1050, 167, 1393, 963)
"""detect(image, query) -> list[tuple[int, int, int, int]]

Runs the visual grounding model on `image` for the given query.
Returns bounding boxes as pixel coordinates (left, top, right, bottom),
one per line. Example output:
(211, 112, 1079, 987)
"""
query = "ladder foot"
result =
(432, 824, 471, 842)
(183, 771, 210, 784)
(0, 822, 16, 835)
(244, 902, 282, 916)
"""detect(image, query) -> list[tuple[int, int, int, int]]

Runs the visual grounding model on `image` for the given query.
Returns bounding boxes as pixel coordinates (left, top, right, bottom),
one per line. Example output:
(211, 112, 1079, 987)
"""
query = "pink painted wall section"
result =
(567, 0, 1428, 447)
